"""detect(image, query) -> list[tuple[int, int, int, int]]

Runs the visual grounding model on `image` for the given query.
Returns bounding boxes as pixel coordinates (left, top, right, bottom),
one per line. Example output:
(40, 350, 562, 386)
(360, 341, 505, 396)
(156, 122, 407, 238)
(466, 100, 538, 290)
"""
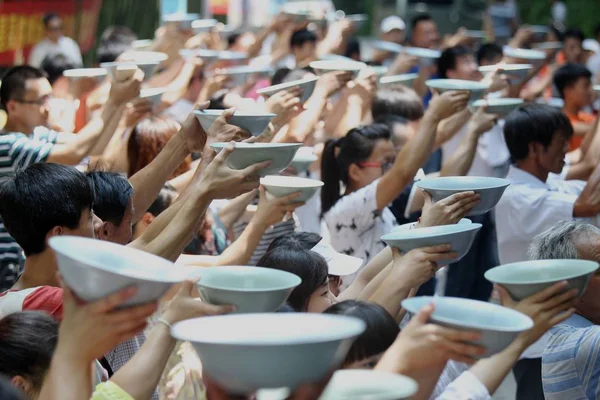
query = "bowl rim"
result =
(471, 98, 524, 107)
(196, 266, 302, 292)
(216, 50, 248, 60)
(321, 370, 419, 400)
(381, 222, 482, 241)
(415, 176, 511, 191)
(257, 77, 319, 94)
(403, 47, 441, 58)
(191, 18, 219, 28)
(478, 63, 533, 72)
(309, 60, 367, 71)
(371, 40, 404, 53)
(220, 65, 275, 75)
(260, 175, 324, 188)
(402, 296, 534, 332)
(63, 68, 107, 77)
(425, 78, 490, 91)
(162, 13, 201, 22)
(140, 88, 166, 97)
(194, 109, 277, 118)
(485, 259, 600, 284)
(171, 313, 367, 345)
(292, 153, 319, 163)
(210, 142, 303, 150)
(502, 47, 546, 60)
(379, 73, 419, 84)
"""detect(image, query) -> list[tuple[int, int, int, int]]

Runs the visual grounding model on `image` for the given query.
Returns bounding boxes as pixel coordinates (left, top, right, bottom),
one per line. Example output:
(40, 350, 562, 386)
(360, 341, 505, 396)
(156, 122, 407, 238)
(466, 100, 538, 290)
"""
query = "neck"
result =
(563, 102, 581, 116)
(48, 35, 60, 44)
(576, 307, 600, 325)
(14, 251, 59, 290)
(515, 160, 549, 183)
(3, 118, 34, 135)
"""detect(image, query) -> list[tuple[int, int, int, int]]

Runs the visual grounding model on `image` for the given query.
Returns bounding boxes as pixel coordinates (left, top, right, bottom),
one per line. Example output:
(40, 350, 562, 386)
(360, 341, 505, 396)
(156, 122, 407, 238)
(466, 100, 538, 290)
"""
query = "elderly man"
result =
(527, 221, 600, 399)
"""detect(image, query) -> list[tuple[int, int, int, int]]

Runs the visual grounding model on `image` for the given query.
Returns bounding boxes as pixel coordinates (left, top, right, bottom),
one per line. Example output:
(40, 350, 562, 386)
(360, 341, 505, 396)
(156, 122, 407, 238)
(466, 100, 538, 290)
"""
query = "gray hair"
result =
(528, 220, 600, 260)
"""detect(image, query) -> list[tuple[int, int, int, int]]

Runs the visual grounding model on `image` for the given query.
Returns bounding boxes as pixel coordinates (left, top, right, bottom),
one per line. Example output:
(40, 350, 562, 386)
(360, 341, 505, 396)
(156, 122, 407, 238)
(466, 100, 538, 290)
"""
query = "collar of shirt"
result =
(559, 313, 594, 329)
(506, 165, 549, 189)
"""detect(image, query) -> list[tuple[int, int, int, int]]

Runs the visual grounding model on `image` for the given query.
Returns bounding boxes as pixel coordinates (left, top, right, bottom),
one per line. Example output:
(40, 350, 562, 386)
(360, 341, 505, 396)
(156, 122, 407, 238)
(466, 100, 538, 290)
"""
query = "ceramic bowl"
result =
(471, 98, 524, 117)
(309, 60, 367, 78)
(192, 18, 219, 32)
(194, 109, 276, 137)
(465, 30, 486, 39)
(171, 313, 366, 394)
(381, 223, 482, 265)
(391, 218, 472, 233)
(503, 47, 546, 61)
(139, 88, 165, 109)
(63, 68, 107, 84)
(49, 236, 187, 307)
(290, 147, 318, 173)
(261, 175, 324, 203)
(403, 47, 442, 66)
(132, 39, 153, 50)
(210, 142, 302, 176)
(196, 266, 301, 313)
(533, 42, 563, 50)
(425, 79, 490, 103)
(256, 76, 318, 103)
(594, 85, 600, 95)
(379, 73, 419, 87)
(478, 63, 532, 83)
(319, 370, 418, 400)
(371, 40, 404, 54)
(370, 66, 389, 77)
(220, 65, 275, 86)
(416, 176, 510, 215)
(215, 50, 248, 63)
(163, 13, 201, 30)
(485, 259, 599, 300)
(345, 14, 368, 29)
(402, 296, 533, 357)
(319, 54, 356, 62)
(100, 62, 134, 80)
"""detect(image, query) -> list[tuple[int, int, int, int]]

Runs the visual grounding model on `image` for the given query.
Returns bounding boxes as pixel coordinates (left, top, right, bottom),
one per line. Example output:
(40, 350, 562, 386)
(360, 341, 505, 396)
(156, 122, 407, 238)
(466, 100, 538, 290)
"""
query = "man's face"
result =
(564, 37, 583, 64)
(447, 54, 479, 81)
(412, 20, 440, 49)
(382, 29, 405, 45)
(565, 77, 594, 109)
(532, 131, 570, 175)
(7, 78, 52, 132)
(45, 17, 63, 42)
(293, 41, 317, 63)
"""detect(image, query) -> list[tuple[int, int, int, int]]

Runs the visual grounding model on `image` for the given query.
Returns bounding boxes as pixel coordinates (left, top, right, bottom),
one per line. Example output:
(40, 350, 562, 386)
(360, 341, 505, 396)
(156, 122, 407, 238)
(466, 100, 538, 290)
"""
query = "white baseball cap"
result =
(311, 239, 363, 276)
(583, 39, 600, 54)
(380, 16, 406, 34)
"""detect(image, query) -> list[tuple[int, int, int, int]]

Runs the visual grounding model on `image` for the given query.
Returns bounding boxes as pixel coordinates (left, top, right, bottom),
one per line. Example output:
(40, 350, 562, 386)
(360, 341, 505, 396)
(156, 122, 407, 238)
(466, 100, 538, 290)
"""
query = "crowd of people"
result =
(0, 1, 600, 399)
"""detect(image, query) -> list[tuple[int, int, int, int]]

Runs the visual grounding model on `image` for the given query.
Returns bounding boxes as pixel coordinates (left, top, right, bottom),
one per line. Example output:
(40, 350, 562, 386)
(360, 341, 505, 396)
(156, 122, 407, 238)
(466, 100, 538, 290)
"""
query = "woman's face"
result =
(349, 139, 395, 190)
(306, 280, 337, 313)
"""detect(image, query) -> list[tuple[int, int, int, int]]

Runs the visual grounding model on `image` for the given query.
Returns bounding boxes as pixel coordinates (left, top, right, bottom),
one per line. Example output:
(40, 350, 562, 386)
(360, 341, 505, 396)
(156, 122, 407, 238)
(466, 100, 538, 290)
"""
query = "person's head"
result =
(504, 104, 572, 176)
(477, 42, 503, 66)
(86, 171, 134, 244)
(375, 115, 413, 152)
(290, 29, 318, 62)
(271, 67, 314, 86)
(529, 221, 600, 322)
(321, 124, 393, 215)
(43, 13, 62, 42)
(345, 37, 361, 61)
(563, 29, 585, 64)
(410, 14, 439, 49)
(127, 116, 189, 178)
(40, 53, 77, 85)
(0, 164, 94, 261)
(133, 184, 176, 240)
(0, 311, 58, 398)
(323, 301, 399, 368)
(372, 87, 424, 122)
(258, 247, 335, 313)
(1, 66, 52, 132)
(438, 46, 479, 80)
(380, 16, 406, 45)
(553, 63, 593, 109)
(227, 32, 256, 53)
(96, 26, 137, 64)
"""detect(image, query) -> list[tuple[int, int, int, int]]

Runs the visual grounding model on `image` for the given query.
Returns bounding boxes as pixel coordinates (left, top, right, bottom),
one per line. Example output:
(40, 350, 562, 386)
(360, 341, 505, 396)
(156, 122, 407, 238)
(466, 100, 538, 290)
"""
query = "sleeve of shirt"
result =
(433, 371, 491, 400)
(21, 286, 64, 320)
(9, 136, 55, 168)
(32, 127, 59, 144)
(573, 328, 600, 398)
(91, 381, 135, 400)
(325, 179, 381, 233)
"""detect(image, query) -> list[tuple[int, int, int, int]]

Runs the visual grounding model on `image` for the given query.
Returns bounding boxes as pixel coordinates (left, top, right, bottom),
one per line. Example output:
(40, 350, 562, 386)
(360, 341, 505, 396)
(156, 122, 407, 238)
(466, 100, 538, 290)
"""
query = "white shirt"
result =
(28, 36, 83, 68)
(431, 361, 491, 400)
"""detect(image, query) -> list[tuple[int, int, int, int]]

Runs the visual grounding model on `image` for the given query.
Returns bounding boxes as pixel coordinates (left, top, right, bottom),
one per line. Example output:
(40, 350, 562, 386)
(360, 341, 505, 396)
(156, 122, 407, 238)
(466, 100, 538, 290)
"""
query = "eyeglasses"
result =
(14, 95, 53, 106)
(357, 161, 393, 174)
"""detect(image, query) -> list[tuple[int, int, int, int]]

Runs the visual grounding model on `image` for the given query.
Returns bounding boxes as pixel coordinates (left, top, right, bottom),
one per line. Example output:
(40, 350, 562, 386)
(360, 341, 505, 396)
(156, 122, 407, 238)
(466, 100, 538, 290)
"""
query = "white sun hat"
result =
(311, 239, 363, 277)
(380, 16, 406, 34)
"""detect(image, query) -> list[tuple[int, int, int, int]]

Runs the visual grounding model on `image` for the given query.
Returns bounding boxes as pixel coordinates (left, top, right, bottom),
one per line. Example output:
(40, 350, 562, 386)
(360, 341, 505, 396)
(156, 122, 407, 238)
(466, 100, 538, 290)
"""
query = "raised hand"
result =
(108, 69, 144, 105)
(391, 245, 457, 288)
(427, 90, 471, 121)
(253, 186, 304, 228)
(468, 104, 498, 136)
(314, 71, 354, 98)
(418, 191, 480, 227)
(265, 87, 303, 128)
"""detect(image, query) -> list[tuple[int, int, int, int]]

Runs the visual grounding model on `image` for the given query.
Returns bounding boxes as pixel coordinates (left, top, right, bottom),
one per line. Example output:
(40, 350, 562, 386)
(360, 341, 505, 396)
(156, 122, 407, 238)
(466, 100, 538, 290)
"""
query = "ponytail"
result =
(321, 138, 342, 216)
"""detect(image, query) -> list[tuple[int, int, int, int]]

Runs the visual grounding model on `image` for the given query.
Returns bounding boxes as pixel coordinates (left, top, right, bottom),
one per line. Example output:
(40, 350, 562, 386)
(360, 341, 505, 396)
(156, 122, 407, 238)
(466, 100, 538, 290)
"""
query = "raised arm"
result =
(434, 108, 471, 148)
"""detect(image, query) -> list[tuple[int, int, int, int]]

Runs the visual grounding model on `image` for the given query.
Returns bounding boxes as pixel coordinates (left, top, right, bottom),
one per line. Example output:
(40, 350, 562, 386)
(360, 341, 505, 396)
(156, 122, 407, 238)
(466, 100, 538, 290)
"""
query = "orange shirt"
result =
(565, 111, 596, 150)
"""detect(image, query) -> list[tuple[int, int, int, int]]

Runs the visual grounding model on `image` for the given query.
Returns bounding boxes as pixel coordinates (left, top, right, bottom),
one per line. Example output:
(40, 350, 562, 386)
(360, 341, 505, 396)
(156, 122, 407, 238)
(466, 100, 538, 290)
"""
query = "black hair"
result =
(323, 300, 399, 366)
(564, 28, 585, 44)
(208, 89, 228, 109)
(0, 66, 47, 110)
(43, 13, 60, 28)
(96, 26, 137, 64)
(553, 63, 592, 98)
(437, 45, 473, 78)
(549, 25, 563, 42)
(411, 14, 433, 31)
(321, 124, 391, 215)
(0, 312, 58, 394)
(504, 104, 573, 162)
(266, 232, 323, 253)
(258, 247, 328, 311)
(372, 88, 424, 121)
(40, 53, 78, 85)
(0, 375, 26, 400)
(290, 29, 317, 49)
(227, 33, 242, 48)
(0, 164, 94, 256)
(86, 171, 134, 226)
(345, 37, 360, 60)
(595, 23, 600, 40)
(283, 68, 312, 84)
(476, 42, 503, 65)
(147, 184, 176, 217)
(271, 68, 292, 86)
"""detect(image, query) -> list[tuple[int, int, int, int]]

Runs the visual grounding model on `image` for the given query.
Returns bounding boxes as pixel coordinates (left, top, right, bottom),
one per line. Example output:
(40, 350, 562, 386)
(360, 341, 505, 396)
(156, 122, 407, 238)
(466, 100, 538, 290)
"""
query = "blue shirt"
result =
(542, 314, 600, 400)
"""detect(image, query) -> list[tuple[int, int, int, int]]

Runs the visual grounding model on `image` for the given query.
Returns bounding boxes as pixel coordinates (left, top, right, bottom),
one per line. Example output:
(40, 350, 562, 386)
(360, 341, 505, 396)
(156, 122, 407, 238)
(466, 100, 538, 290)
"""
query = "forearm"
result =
(367, 267, 413, 320)
(440, 129, 479, 177)
(324, 95, 366, 139)
(434, 109, 470, 148)
(217, 191, 258, 230)
(338, 247, 393, 301)
(38, 350, 92, 400)
(283, 94, 327, 143)
(110, 324, 176, 400)
(146, 58, 185, 89)
(468, 340, 524, 396)
(247, 28, 272, 59)
(86, 101, 126, 156)
(215, 219, 267, 265)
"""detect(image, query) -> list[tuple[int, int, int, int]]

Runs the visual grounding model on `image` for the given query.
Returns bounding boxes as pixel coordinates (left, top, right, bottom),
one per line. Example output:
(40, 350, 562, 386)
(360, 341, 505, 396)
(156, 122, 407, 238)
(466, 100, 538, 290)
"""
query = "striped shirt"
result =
(542, 314, 600, 400)
(233, 216, 298, 265)
(0, 128, 58, 266)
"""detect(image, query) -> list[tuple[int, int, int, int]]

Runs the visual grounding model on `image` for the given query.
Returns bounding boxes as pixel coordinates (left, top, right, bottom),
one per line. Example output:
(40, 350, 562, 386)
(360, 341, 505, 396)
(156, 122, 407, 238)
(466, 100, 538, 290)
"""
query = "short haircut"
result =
(345, 37, 360, 59)
(86, 171, 134, 227)
(503, 104, 573, 162)
(0, 66, 47, 110)
(564, 28, 585, 43)
(290, 29, 317, 49)
(437, 45, 473, 78)
(43, 13, 60, 27)
(147, 184, 176, 217)
(553, 63, 592, 98)
(0, 164, 93, 256)
(96, 26, 137, 64)
(529, 220, 600, 260)
(267, 232, 322, 253)
(411, 14, 433, 30)
(227, 33, 241, 48)
(477, 42, 503, 65)
(372, 88, 424, 121)
(40, 53, 78, 85)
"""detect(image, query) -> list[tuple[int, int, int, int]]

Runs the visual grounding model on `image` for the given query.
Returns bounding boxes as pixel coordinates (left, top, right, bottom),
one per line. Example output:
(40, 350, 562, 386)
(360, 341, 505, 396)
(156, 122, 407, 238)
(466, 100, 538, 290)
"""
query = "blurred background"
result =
(0, 0, 598, 68)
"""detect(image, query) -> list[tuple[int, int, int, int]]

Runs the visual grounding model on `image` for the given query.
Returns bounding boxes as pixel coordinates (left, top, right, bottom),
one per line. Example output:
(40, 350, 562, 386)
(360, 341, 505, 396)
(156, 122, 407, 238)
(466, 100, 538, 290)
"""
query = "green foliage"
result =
(518, 0, 600, 36)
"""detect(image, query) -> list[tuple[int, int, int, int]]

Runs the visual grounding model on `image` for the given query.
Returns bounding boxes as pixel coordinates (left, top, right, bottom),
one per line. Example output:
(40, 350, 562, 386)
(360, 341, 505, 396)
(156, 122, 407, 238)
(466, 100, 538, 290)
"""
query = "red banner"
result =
(210, 0, 228, 15)
(0, 0, 103, 66)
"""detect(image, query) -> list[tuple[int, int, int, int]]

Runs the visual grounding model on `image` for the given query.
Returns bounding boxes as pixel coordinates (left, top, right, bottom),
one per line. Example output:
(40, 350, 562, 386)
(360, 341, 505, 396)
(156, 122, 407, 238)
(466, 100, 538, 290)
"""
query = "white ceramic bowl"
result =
(101, 58, 162, 82)
(594, 85, 600, 94)
(139, 88, 165, 109)
(192, 18, 219, 32)
(533, 42, 563, 50)
(379, 73, 419, 87)
(403, 47, 442, 60)
(319, 370, 418, 400)
(392, 218, 472, 233)
(371, 40, 404, 54)
(290, 147, 318, 173)
(215, 50, 248, 63)
(402, 296, 533, 357)
(471, 98, 524, 117)
(319, 54, 356, 62)
(132, 39, 153, 50)
(99, 62, 134, 80)
(503, 47, 546, 61)
(425, 79, 490, 103)
(478, 63, 532, 83)
(485, 259, 599, 300)
(171, 313, 366, 394)
(63, 68, 107, 83)
(194, 109, 276, 137)
(49, 236, 187, 306)
(261, 175, 324, 203)
(370, 66, 389, 77)
(381, 223, 482, 265)
(120, 51, 168, 63)
(345, 14, 368, 29)
(220, 65, 275, 86)
(163, 13, 201, 30)
(465, 30, 486, 39)
(257, 77, 318, 103)
(196, 266, 301, 313)
(309, 60, 367, 78)
(210, 142, 302, 176)
(416, 176, 510, 215)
